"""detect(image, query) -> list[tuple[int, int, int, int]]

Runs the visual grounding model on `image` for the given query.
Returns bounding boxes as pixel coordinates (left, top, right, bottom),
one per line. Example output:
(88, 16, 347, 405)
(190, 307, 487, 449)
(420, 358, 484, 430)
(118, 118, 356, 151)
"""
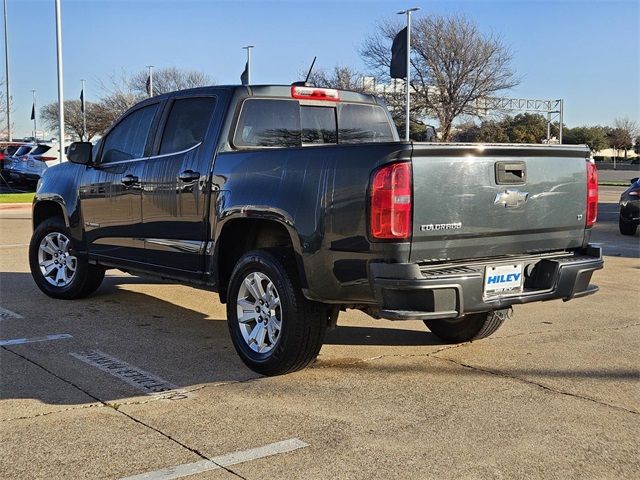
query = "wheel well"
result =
(33, 201, 65, 230)
(216, 219, 296, 303)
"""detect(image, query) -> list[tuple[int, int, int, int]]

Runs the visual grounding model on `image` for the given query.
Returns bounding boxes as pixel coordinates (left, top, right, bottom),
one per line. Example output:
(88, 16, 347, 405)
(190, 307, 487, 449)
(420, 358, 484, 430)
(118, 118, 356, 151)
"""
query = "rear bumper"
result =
(369, 246, 604, 321)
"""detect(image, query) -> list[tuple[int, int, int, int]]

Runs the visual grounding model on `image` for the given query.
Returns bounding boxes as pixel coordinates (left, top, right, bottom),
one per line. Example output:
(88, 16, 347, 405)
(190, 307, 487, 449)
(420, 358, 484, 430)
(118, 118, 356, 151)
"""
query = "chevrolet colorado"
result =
(30, 85, 603, 375)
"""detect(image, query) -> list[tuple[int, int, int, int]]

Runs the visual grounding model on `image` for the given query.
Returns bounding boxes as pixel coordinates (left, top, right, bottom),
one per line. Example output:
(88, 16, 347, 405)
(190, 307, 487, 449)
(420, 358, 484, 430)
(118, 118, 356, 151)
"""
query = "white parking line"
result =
(119, 438, 309, 480)
(69, 350, 186, 397)
(0, 307, 24, 320)
(0, 243, 29, 248)
(0, 333, 72, 346)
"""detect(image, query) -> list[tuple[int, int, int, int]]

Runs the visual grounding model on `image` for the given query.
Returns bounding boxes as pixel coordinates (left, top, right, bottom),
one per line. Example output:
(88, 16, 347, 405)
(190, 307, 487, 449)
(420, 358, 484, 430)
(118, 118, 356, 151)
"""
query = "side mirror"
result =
(67, 142, 93, 165)
(631, 177, 639, 184)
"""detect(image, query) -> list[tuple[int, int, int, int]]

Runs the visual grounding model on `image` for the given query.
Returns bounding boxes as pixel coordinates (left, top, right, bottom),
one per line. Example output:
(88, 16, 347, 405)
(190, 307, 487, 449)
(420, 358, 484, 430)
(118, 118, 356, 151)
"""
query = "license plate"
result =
(483, 264, 524, 297)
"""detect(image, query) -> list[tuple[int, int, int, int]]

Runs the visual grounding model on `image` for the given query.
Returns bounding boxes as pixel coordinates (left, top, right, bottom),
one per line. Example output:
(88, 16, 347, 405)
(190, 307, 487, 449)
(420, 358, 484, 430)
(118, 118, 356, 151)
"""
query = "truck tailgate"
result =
(409, 144, 591, 263)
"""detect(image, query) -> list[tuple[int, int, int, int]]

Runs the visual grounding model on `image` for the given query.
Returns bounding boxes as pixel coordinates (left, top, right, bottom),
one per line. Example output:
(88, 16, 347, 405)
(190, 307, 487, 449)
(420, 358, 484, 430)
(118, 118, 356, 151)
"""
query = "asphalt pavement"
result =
(0, 187, 638, 479)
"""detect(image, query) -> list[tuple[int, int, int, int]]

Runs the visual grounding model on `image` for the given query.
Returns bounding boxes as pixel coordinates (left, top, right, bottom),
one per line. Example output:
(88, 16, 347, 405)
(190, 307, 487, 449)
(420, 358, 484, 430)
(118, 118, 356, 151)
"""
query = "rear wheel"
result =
(619, 216, 637, 236)
(226, 250, 327, 376)
(29, 218, 105, 299)
(424, 308, 511, 343)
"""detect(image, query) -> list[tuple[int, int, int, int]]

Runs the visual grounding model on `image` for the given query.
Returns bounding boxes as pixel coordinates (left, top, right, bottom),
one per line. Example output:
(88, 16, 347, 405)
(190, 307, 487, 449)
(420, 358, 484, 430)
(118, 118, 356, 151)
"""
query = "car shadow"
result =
(590, 201, 639, 258)
(1, 271, 637, 408)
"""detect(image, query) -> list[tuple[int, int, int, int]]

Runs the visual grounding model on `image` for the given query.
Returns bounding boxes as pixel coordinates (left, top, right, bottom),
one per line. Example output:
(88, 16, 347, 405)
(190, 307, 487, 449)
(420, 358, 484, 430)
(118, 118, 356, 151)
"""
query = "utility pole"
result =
(242, 45, 254, 84)
(3, 0, 11, 141)
(31, 90, 36, 140)
(146, 65, 153, 97)
(54, 0, 64, 162)
(81, 79, 86, 140)
(397, 7, 419, 141)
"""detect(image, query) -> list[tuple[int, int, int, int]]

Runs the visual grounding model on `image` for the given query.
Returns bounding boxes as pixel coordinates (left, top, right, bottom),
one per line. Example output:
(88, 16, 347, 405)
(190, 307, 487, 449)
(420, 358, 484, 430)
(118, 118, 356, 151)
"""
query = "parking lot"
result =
(0, 186, 638, 479)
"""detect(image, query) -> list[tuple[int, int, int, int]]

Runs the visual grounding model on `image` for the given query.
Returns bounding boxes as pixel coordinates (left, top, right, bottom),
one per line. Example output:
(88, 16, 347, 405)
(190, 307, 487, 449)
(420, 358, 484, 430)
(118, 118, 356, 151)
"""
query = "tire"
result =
(619, 216, 637, 236)
(226, 249, 327, 376)
(29, 217, 105, 300)
(424, 308, 511, 343)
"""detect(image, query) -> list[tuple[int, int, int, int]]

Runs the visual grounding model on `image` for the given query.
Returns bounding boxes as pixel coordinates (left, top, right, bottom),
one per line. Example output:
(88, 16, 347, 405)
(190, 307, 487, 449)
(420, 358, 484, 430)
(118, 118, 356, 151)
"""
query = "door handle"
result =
(121, 174, 139, 186)
(179, 170, 200, 182)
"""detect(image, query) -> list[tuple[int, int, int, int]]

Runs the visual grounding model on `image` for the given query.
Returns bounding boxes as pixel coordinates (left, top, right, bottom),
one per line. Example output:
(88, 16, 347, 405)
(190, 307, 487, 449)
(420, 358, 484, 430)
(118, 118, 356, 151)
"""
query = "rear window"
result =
(30, 145, 52, 156)
(338, 104, 395, 144)
(301, 106, 337, 144)
(233, 99, 395, 149)
(14, 146, 33, 156)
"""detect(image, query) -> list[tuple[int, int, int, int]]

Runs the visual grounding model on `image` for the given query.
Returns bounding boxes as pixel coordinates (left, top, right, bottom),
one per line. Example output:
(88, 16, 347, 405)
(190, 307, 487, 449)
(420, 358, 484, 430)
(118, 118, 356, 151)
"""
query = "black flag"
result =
(30, 102, 35, 121)
(240, 61, 249, 85)
(80, 88, 85, 113)
(390, 27, 408, 79)
(145, 75, 151, 95)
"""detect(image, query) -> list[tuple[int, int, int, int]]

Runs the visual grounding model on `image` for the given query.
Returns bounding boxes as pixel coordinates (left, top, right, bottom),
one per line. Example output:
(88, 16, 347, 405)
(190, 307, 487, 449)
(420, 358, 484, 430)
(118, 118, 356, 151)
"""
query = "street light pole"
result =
(54, 0, 65, 162)
(397, 7, 419, 141)
(3, 0, 11, 141)
(242, 45, 254, 84)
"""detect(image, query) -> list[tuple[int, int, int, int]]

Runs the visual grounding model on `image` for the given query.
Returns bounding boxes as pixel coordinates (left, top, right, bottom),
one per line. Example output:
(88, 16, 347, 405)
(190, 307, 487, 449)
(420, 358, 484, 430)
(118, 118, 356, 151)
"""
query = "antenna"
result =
(292, 56, 317, 86)
(304, 56, 317, 84)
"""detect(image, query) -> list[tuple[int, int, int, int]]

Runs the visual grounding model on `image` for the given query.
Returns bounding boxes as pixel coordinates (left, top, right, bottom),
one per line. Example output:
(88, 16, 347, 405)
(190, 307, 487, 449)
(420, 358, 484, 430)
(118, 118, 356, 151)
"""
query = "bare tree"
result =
(306, 65, 369, 92)
(611, 117, 639, 159)
(129, 67, 213, 96)
(40, 100, 103, 141)
(361, 13, 519, 141)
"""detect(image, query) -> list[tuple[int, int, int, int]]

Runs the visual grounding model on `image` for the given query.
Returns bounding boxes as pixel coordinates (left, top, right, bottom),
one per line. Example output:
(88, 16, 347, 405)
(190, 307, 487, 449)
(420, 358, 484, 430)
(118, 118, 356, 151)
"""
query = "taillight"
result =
(586, 161, 598, 227)
(291, 86, 340, 102)
(370, 162, 412, 239)
(20, 155, 28, 162)
(36, 156, 57, 162)
(629, 191, 639, 197)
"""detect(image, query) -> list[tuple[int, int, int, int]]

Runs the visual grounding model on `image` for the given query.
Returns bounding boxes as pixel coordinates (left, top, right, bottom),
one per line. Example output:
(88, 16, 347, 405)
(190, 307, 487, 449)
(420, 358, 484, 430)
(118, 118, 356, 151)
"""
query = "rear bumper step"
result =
(370, 246, 603, 321)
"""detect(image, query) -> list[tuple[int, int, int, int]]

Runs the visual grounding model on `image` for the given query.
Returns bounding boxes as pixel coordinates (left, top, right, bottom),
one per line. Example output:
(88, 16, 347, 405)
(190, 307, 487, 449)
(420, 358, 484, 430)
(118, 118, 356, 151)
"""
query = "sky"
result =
(3, 0, 639, 138)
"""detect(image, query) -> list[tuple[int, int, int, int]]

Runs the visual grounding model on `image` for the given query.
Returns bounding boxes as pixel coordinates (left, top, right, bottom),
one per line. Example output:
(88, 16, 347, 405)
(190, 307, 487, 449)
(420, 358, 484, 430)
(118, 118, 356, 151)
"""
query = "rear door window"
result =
(234, 99, 300, 148)
(101, 104, 158, 163)
(159, 97, 216, 155)
(338, 104, 395, 144)
(301, 106, 337, 145)
(30, 145, 52, 156)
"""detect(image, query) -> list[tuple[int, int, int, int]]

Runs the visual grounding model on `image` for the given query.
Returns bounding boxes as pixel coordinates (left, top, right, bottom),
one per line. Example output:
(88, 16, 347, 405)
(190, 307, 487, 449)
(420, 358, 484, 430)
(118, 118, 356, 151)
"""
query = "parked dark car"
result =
(30, 85, 603, 375)
(619, 177, 640, 235)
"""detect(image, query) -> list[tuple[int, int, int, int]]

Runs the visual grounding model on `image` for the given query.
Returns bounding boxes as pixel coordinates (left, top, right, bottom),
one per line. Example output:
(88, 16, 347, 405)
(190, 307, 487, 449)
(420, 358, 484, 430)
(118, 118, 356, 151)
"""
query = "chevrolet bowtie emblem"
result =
(494, 189, 529, 208)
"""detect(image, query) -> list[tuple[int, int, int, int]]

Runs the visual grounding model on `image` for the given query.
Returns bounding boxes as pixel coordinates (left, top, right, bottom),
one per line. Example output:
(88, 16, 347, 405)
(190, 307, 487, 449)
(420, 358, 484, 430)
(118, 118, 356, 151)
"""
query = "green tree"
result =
(562, 125, 609, 152)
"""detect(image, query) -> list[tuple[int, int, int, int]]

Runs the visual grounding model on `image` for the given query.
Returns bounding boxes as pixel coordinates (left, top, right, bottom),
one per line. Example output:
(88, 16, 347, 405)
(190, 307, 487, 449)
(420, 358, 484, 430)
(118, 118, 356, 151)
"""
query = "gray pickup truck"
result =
(30, 85, 603, 375)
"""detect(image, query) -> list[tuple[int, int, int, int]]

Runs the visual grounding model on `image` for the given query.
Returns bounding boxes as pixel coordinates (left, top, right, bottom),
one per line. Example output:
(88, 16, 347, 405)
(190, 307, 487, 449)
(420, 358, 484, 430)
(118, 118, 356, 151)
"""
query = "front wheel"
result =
(619, 216, 638, 236)
(29, 218, 105, 299)
(424, 308, 511, 343)
(226, 250, 327, 376)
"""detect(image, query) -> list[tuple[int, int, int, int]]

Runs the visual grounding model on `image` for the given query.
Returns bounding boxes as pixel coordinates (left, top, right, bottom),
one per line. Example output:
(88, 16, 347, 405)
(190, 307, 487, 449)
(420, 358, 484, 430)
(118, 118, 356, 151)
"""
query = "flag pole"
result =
(54, 0, 64, 163)
(242, 45, 254, 84)
(31, 90, 36, 141)
(146, 65, 153, 97)
(397, 7, 419, 141)
(81, 79, 86, 140)
(3, 0, 11, 141)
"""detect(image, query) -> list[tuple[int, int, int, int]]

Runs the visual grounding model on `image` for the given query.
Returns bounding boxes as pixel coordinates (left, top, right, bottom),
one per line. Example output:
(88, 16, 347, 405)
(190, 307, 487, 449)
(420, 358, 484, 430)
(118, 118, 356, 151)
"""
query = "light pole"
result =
(242, 45, 254, 84)
(3, 0, 11, 141)
(54, 0, 65, 162)
(397, 7, 419, 141)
